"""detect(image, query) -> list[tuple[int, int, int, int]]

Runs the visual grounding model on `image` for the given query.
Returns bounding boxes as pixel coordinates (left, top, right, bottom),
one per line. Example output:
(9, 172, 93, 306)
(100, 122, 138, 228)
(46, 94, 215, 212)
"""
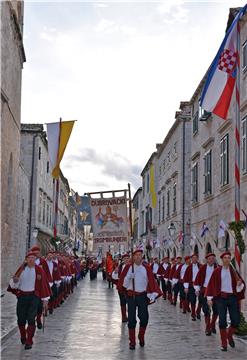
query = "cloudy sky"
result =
(21, 0, 244, 194)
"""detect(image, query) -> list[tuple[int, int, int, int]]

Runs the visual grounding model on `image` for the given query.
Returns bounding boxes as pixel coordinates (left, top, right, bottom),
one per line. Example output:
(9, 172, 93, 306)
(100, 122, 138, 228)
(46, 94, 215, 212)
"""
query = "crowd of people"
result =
(7, 245, 246, 353)
(7, 245, 89, 350)
(104, 249, 245, 352)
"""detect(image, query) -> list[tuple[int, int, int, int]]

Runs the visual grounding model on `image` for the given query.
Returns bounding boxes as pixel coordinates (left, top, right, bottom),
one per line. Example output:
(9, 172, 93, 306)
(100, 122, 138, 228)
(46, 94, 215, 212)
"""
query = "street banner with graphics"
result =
(90, 196, 128, 244)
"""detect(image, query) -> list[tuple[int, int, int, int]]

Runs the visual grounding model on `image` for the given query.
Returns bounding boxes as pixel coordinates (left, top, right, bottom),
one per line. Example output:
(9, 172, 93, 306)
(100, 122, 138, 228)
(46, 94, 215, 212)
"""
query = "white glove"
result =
(147, 292, 157, 303)
(237, 283, 244, 292)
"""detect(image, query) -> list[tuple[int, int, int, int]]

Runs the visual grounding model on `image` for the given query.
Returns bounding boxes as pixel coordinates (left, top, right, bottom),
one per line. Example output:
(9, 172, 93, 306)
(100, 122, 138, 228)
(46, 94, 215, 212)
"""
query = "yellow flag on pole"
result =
(47, 120, 75, 178)
(150, 164, 157, 208)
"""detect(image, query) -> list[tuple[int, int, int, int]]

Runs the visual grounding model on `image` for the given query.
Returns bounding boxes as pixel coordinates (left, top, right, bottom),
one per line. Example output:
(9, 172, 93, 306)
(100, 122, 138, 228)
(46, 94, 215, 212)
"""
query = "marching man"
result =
(205, 251, 245, 351)
(150, 257, 160, 284)
(112, 253, 130, 322)
(7, 251, 51, 350)
(45, 250, 62, 314)
(194, 253, 218, 335)
(31, 245, 52, 328)
(118, 249, 162, 350)
(183, 253, 201, 321)
(172, 255, 191, 311)
(157, 256, 171, 300)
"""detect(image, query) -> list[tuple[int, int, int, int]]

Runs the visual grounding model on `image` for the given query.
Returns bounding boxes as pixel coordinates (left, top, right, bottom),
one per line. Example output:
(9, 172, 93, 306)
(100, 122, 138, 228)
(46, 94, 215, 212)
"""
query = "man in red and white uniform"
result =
(118, 249, 162, 350)
(7, 251, 51, 350)
(112, 253, 130, 322)
(46, 250, 62, 314)
(171, 256, 183, 306)
(168, 257, 177, 304)
(194, 253, 218, 335)
(31, 245, 53, 328)
(173, 256, 191, 312)
(157, 256, 171, 300)
(151, 257, 160, 283)
(183, 253, 201, 321)
(205, 251, 245, 352)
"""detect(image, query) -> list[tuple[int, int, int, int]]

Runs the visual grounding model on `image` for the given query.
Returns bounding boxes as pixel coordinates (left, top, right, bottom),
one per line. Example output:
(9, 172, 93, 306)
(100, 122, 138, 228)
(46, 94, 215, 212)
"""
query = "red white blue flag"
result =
(200, 5, 247, 120)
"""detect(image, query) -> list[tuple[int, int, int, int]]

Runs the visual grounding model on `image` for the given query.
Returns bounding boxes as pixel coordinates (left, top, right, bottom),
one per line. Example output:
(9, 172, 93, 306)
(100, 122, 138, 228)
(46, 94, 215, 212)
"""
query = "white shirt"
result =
(35, 258, 40, 266)
(47, 260, 54, 276)
(180, 264, 188, 280)
(172, 264, 181, 285)
(203, 265, 214, 288)
(123, 264, 148, 292)
(192, 264, 199, 282)
(152, 263, 159, 274)
(162, 263, 169, 270)
(19, 266, 36, 291)
(46, 260, 54, 287)
(221, 267, 233, 293)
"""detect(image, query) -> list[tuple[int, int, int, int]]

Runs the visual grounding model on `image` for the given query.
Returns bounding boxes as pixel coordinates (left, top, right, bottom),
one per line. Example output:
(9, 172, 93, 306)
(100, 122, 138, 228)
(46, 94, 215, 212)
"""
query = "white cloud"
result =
(22, 1, 235, 194)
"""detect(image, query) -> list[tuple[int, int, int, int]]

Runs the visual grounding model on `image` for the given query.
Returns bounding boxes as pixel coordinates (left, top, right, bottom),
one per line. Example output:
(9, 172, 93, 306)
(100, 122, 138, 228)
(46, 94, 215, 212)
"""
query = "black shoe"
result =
(49, 309, 53, 315)
(182, 311, 186, 314)
(122, 319, 128, 323)
(25, 344, 32, 350)
(37, 322, 42, 330)
(173, 302, 176, 306)
(229, 340, 235, 348)
(57, 304, 60, 308)
(187, 309, 191, 313)
(211, 328, 216, 334)
(139, 341, 145, 347)
(221, 346, 227, 352)
(205, 330, 211, 336)
(21, 338, 26, 344)
(196, 314, 201, 320)
(191, 316, 196, 321)
(129, 344, 135, 350)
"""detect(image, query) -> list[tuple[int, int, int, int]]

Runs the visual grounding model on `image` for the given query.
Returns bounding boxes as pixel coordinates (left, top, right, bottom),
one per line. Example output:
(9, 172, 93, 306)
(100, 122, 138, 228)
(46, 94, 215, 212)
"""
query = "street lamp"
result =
(168, 222, 176, 237)
(32, 228, 39, 244)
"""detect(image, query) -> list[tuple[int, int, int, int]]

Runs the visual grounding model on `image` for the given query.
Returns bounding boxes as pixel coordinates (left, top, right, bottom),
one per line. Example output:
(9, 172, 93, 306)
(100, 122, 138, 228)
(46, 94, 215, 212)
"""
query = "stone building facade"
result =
(156, 102, 192, 260)
(132, 7, 247, 309)
(1, 1, 26, 288)
(20, 124, 70, 253)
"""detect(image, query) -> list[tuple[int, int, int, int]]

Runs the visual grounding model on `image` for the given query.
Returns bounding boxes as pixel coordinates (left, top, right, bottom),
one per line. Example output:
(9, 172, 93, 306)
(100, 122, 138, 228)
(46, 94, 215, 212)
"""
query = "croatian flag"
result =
(201, 222, 209, 238)
(200, 5, 247, 120)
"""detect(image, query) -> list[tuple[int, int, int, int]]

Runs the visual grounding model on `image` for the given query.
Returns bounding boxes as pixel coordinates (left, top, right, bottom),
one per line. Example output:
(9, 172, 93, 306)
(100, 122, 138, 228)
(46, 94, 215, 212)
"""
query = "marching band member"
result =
(205, 251, 245, 351)
(157, 256, 171, 300)
(183, 253, 201, 321)
(194, 253, 218, 335)
(112, 253, 130, 322)
(7, 251, 51, 350)
(118, 249, 162, 350)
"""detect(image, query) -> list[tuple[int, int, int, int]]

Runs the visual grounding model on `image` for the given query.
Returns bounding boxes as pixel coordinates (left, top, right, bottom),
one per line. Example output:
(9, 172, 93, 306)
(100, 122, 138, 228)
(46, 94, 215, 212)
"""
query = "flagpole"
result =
(53, 117, 62, 240)
(234, 22, 241, 271)
(128, 183, 135, 295)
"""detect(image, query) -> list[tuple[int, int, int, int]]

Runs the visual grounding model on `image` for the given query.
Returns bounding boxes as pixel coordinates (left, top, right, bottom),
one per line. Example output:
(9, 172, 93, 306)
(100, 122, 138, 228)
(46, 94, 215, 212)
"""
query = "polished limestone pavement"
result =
(1, 274, 247, 360)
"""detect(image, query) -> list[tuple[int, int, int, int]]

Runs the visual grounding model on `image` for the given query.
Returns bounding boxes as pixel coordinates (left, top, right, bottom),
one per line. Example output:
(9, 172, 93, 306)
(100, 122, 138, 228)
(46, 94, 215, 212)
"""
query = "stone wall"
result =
(1, 1, 25, 289)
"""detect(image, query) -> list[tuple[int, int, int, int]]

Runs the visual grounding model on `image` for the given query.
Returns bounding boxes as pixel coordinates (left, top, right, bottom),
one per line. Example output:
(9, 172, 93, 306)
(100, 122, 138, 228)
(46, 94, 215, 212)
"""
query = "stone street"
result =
(1, 274, 247, 360)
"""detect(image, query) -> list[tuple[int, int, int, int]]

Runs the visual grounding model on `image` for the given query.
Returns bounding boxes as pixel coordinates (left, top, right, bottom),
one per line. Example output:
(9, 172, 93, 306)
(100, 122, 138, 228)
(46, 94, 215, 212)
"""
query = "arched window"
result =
(206, 242, 212, 255)
(194, 244, 199, 255)
(5, 153, 13, 223)
(167, 249, 170, 258)
(173, 247, 176, 258)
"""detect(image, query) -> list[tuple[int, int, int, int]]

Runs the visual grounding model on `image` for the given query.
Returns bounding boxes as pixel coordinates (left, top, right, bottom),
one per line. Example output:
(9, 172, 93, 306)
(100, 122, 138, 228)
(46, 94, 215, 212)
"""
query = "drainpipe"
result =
(182, 119, 185, 253)
(28, 133, 39, 248)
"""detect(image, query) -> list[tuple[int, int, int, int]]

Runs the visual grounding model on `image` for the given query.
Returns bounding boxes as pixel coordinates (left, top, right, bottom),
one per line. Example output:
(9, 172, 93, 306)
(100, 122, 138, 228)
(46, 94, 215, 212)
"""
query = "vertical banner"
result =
(90, 195, 128, 245)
